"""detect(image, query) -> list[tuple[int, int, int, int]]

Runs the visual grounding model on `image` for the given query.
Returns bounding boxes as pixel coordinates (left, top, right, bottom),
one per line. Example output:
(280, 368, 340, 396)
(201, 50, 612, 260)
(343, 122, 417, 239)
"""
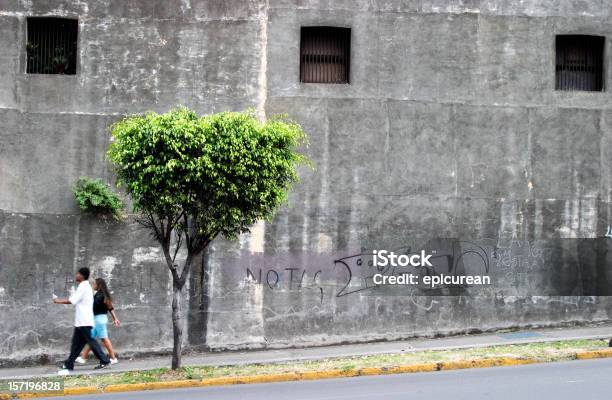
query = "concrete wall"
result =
(0, 0, 269, 364)
(2, 0, 612, 364)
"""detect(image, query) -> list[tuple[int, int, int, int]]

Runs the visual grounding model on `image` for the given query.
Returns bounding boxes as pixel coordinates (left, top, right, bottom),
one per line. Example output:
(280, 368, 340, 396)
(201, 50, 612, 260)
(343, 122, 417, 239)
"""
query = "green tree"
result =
(107, 107, 308, 369)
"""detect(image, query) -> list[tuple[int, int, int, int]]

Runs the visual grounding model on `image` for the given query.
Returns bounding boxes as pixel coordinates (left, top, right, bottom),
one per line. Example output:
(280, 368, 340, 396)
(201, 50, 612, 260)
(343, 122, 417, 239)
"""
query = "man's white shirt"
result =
(69, 281, 95, 327)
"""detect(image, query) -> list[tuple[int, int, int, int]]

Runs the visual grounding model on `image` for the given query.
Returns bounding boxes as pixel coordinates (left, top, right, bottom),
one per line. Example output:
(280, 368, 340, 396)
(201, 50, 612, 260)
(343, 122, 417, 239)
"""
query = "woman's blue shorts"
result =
(90, 314, 109, 339)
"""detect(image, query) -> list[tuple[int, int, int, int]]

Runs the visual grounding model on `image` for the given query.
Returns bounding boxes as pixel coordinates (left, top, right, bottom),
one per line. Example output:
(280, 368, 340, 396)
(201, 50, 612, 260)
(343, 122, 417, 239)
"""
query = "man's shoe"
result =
(94, 362, 110, 370)
(75, 356, 86, 364)
(110, 358, 118, 365)
(58, 364, 71, 375)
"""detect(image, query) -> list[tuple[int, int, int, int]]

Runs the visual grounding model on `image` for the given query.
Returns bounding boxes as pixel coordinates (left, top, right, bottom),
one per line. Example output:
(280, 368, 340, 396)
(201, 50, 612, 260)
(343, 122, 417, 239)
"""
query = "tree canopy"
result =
(108, 106, 308, 246)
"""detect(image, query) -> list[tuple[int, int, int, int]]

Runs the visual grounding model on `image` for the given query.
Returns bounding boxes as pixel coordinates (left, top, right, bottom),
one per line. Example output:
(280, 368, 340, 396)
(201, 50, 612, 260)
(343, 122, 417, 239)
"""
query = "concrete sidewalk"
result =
(1, 324, 611, 380)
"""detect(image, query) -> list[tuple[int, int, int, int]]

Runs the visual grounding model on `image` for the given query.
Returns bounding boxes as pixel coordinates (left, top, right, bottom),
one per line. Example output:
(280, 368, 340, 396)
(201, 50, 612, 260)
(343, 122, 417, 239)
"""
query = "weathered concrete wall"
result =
(0, 0, 269, 364)
(2, 0, 612, 364)
(203, 0, 612, 350)
(0, 212, 174, 363)
(0, 0, 268, 214)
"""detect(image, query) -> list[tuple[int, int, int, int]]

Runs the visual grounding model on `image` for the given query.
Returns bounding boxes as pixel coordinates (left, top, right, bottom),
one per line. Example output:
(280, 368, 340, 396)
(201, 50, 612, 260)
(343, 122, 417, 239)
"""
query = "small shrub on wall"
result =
(73, 177, 123, 220)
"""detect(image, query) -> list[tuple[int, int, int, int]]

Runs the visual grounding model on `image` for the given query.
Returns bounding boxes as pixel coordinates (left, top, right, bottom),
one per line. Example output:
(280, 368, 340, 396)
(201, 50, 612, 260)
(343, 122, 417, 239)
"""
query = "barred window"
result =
(555, 35, 605, 92)
(300, 27, 350, 84)
(27, 17, 78, 75)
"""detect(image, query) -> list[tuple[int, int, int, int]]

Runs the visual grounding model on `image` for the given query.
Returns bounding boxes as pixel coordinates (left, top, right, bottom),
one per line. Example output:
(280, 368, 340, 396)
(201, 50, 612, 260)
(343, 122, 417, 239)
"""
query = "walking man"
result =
(53, 267, 111, 375)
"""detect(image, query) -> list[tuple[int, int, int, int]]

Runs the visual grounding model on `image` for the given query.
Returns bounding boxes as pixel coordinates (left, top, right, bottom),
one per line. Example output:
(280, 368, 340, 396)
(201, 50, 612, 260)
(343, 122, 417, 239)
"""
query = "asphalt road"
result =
(43, 358, 612, 400)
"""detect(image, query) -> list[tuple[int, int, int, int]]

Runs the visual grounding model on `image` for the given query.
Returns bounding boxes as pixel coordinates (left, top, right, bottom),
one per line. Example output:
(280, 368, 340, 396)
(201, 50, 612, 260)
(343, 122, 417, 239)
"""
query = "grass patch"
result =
(7, 339, 609, 389)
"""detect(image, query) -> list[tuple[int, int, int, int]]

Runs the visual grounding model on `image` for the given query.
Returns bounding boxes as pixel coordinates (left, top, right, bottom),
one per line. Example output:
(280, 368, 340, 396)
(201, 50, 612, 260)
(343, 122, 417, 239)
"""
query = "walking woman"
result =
(76, 278, 120, 364)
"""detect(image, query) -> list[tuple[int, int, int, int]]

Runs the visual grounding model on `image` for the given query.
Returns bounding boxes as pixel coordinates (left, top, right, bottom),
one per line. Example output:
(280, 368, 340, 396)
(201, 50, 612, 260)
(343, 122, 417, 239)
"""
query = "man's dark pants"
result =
(63, 326, 110, 370)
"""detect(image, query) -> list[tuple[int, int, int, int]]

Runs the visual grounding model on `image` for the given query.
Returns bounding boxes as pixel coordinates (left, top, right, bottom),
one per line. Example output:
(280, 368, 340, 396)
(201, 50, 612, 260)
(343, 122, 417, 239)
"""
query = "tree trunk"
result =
(171, 282, 183, 369)
(188, 250, 210, 347)
(162, 239, 198, 370)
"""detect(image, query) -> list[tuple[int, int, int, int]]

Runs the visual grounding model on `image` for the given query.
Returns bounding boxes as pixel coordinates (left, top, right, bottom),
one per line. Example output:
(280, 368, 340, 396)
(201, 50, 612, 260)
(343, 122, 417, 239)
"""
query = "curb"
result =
(3, 348, 612, 399)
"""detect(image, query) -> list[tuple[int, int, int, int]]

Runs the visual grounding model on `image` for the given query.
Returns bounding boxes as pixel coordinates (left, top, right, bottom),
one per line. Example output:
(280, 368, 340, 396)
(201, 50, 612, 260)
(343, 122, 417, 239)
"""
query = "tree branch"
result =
(162, 245, 180, 283)
(177, 230, 218, 288)
(183, 214, 192, 250)
(178, 254, 193, 288)
(172, 229, 183, 263)
(159, 216, 166, 241)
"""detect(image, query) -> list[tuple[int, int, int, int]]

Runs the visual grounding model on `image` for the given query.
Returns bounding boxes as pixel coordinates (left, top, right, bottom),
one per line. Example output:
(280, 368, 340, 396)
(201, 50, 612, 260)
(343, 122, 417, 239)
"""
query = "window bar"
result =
(569, 42, 573, 90)
(30, 21, 34, 73)
(575, 43, 579, 90)
(37, 19, 40, 73)
(597, 45, 601, 90)
(572, 43, 580, 90)
(306, 33, 310, 83)
(47, 19, 50, 72)
(570, 43, 574, 91)
(58, 21, 62, 73)
(328, 30, 332, 83)
(54, 21, 57, 73)
(560, 38, 563, 90)
(312, 32, 317, 83)
(581, 44, 584, 90)
(307, 39, 310, 83)
(593, 45, 598, 91)
(319, 31, 323, 83)
(574, 43, 578, 91)
(577, 42, 580, 90)
(46, 19, 50, 73)
(585, 42, 589, 90)
(344, 31, 348, 83)
(28, 22, 32, 73)
(576, 41, 584, 90)
(314, 31, 317, 84)
(37, 19, 41, 73)
(44, 20, 53, 74)
(317, 31, 321, 84)
(56, 21, 59, 73)
(63, 21, 66, 73)
(37, 20, 40, 73)
(328, 29, 332, 83)
(591, 44, 594, 89)
(301, 30, 305, 83)
(46, 19, 51, 73)
(557, 39, 561, 90)
(585, 44, 588, 90)
(309, 36, 312, 83)
(580, 42, 584, 90)
(345, 31, 350, 83)
(40, 19, 44, 73)
(307, 31, 311, 83)
(568, 42, 572, 90)
(308, 31, 312, 83)
(323, 30, 327, 83)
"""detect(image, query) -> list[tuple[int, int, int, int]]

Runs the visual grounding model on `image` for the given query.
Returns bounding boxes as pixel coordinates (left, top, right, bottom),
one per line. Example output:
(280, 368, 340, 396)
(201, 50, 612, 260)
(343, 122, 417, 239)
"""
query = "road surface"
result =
(43, 358, 612, 399)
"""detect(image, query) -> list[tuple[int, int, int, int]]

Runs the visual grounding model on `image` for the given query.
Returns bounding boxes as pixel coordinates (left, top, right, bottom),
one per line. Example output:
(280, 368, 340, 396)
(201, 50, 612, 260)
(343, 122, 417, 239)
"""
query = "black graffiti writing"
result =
(246, 268, 322, 291)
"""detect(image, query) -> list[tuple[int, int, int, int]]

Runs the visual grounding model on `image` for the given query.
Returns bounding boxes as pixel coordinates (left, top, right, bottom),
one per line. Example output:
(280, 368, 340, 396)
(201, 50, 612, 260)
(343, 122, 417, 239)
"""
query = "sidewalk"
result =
(1, 324, 611, 380)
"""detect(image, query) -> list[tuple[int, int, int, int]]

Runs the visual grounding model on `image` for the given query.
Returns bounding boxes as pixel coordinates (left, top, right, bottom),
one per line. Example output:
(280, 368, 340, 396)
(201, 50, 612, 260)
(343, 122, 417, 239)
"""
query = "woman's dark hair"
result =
(95, 278, 113, 309)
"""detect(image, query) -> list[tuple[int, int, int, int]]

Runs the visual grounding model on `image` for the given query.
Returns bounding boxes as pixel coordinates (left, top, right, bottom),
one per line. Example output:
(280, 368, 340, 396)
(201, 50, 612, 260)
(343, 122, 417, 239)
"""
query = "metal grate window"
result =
(26, 17, 78, 75)
(556, 35, 605, 92)
(300, 27, 350, 84)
